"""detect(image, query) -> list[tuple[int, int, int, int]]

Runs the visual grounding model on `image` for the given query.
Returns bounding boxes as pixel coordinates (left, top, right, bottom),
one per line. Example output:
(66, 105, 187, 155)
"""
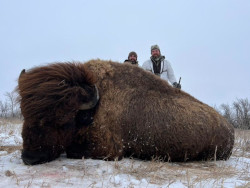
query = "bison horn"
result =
(19, 69, 26, 77)
(79, 85, 99, 110)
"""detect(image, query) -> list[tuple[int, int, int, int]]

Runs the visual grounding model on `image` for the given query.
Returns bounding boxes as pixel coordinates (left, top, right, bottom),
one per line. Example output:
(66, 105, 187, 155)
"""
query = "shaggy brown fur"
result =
(18, 60, 234, 165)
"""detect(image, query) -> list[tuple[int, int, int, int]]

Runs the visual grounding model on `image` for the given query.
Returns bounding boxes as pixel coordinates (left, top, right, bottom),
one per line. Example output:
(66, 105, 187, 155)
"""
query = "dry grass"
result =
(0, 118, 23, 154)
(0, 146, 22, 154)
(0, 119, 250, 187)
(0, 117, 23, 136)
(233, 129, 250, 158)
(0, 117, 23, 125)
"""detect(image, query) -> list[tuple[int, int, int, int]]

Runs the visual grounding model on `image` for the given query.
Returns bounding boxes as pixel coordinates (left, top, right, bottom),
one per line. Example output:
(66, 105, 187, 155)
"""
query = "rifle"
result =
(177, 77, 181, 89)
(178, 77, 181, 85)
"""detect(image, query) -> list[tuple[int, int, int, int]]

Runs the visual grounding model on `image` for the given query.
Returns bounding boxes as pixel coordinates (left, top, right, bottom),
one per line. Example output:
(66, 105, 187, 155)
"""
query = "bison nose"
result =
(21, 150, 52, 165)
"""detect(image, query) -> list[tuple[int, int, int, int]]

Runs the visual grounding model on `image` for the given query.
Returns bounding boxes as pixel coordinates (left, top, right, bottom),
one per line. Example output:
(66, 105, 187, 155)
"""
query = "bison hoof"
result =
(21, 150, 58, 165)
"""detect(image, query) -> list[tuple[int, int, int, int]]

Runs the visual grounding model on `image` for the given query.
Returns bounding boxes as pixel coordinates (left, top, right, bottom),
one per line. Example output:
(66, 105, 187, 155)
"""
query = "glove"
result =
(173, 82, 181, 89)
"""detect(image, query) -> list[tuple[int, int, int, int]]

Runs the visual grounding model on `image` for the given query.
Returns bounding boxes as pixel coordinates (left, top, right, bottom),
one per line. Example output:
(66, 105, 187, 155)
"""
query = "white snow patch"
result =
(0, 123, 249, 188)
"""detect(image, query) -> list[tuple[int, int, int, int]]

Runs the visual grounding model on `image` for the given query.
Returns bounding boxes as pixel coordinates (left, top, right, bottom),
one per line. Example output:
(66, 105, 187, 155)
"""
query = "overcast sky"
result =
(0, 0, 249, 106)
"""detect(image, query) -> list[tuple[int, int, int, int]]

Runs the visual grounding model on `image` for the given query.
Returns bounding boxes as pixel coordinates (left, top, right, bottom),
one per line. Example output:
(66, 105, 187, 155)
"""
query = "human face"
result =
(129, 55, 137, 62)
(151, 49, 160, 58)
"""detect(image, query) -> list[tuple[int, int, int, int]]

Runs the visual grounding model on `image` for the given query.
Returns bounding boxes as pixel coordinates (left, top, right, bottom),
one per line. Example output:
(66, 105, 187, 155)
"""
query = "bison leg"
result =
(66, 143, 124, 161)
(66, 142, 88, 159)
(66, 135, 124, 161)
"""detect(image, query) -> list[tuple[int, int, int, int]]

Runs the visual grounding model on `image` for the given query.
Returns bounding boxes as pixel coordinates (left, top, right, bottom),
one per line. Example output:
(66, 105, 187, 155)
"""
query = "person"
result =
(124, 51, 138, 66)
(142, 45, 181, 89)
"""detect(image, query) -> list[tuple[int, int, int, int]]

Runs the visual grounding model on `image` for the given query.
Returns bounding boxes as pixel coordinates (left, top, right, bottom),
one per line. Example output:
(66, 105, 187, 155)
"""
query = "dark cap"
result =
(128, 51, 137, 59)
(151, 45, 160, 52)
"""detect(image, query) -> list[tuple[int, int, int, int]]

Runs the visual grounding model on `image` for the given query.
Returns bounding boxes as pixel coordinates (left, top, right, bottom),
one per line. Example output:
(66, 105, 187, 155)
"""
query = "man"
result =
(142, 45, 181, 89)
(124, 51, 138, 66)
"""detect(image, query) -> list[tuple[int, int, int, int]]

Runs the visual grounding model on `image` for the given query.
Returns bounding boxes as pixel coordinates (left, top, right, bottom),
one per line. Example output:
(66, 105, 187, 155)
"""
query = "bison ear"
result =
(79, 85, 99, 110)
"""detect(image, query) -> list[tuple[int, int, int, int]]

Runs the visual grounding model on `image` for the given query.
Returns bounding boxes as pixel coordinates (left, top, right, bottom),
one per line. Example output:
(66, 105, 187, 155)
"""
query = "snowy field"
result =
(0, 119, 249, 188)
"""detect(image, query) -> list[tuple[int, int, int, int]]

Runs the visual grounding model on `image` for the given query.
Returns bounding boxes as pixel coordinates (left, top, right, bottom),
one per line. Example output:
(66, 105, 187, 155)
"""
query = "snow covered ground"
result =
(0, 119, 249, 188)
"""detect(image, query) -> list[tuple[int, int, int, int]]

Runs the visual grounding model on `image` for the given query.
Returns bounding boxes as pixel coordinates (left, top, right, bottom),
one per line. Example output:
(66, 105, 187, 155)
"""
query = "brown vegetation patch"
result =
(0, 146, 22, 154)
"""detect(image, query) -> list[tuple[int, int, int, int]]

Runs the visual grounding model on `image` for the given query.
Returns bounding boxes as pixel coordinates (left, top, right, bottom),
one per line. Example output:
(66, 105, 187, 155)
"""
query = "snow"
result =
(0, 123, 250, 188)
(0, 123, 22, 146)
(0, 133, 22, 146)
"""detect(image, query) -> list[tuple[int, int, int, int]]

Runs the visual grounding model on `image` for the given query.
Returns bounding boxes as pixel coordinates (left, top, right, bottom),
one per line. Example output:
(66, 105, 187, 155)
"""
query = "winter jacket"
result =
(142, 57, 177, 84)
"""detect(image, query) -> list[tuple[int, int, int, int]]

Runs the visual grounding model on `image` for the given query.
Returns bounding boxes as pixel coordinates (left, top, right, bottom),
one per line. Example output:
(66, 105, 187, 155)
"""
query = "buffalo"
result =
(17, 60, 234, 165)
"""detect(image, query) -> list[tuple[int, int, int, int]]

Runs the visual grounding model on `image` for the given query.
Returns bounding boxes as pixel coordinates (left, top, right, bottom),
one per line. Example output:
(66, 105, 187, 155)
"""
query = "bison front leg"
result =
(66, 141, 124, 161)
(66, 129, 124, 161)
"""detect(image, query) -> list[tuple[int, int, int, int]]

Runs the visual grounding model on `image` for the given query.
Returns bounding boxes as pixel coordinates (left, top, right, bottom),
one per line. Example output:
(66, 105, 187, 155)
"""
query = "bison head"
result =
(18, 62, 99, 165)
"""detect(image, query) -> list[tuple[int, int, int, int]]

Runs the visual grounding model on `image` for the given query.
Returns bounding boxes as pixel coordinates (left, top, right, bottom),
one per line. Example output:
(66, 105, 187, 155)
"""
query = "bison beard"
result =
(17, 60, 234, 165)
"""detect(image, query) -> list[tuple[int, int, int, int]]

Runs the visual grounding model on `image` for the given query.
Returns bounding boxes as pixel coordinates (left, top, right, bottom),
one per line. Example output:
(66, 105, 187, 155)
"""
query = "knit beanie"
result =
(128, 51, 137, 59)
(151, 45, 160, 52)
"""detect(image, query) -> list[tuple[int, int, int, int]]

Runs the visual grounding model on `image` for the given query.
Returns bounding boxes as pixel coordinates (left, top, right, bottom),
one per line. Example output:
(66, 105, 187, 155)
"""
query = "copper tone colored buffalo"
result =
(17, 60, 234, 165)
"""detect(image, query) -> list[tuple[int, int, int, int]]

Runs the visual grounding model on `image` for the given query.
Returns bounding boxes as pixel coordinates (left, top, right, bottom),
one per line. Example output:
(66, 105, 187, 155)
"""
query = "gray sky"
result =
(0, 0, 249, 106)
